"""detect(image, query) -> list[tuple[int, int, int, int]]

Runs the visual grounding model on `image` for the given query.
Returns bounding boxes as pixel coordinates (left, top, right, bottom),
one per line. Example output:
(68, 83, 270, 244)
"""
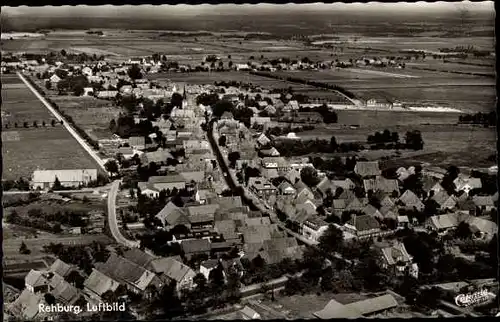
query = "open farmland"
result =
(274, 67, 495, 112)
(1, 74, 102, 181)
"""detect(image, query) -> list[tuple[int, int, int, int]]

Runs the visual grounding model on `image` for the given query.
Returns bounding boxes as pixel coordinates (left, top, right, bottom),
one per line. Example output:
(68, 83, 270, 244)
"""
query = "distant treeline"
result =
(158, 31, 212, 37)
(408, 66, 494, 79)
(249, 71, 358, 100)
(458, 112, 496, 127)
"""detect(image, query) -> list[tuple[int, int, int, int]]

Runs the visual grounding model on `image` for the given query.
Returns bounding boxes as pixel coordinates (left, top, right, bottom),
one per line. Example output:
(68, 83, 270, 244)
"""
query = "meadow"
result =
(1, 75, 102, 181)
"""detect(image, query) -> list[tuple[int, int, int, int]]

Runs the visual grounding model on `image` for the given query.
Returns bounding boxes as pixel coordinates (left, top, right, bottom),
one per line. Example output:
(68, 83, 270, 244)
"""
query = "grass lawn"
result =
(50, 95, 120, 140)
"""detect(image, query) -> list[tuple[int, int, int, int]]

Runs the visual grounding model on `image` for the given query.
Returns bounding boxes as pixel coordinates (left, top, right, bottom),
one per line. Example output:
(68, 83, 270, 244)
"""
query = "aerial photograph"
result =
(1, 1, 498, 320)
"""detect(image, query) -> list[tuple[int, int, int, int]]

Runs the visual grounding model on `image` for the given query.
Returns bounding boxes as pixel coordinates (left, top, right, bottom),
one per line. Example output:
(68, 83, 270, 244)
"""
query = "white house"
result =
(83, 87, 94, 96)
(82, 67, 93, 76)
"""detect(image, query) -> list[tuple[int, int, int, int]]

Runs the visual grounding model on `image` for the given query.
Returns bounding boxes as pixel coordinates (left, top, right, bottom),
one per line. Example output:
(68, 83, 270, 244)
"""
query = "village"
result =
(2, 44, 498, 321)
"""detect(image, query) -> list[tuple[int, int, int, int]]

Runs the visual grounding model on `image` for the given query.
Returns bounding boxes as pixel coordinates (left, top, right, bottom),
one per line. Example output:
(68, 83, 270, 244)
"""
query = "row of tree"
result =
(4, 119, 61, 129)
(458, 111, 496, 127)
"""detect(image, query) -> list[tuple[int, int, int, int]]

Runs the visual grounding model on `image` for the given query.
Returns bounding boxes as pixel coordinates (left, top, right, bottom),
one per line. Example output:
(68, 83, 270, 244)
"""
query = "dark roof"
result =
(122, 248, 155, 268)
(156, 202, 190, 227)
(399, 190, 424, 209)
(349, 215, 381, 231)
(181, 239, 211, 254)
(363, 178, 399, 194)
(49, 259, 73, 278)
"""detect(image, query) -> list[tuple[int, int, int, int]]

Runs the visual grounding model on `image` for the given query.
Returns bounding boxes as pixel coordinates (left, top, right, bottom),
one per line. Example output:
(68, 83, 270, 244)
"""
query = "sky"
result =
(2, 1, 494, 18)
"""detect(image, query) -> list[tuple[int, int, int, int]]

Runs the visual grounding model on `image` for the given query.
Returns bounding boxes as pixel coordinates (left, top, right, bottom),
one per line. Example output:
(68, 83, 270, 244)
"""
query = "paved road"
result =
(17, 72, 108, 173)
(107, 180, 140, 248)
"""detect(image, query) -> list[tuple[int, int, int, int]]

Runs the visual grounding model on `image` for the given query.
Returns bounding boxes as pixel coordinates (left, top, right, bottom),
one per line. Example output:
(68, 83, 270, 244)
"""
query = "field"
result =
(1, 74, 102, 181)
(274, 66, 495, 112)
(299, 124, 496, 169)
(49, 96, 121, 140)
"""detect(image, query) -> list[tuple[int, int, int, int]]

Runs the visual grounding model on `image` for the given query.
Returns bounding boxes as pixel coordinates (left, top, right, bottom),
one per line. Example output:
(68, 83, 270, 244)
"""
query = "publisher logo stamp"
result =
(454, 289, 495, 307)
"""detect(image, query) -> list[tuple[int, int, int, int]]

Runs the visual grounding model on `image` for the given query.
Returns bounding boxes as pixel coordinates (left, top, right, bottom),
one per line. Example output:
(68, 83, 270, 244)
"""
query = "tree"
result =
(300, 166, 320, 187)
(228, 61, 233, 69)
(171, 92, 183, 108)
(60, 49, 67, 56)
(19, 241, 30, 254)
(33, 121, 38, 128)
(212, 100, 234, 118)
(23, 122, 29, 128)
(193, 273, 207, 290)
(455, 221, 473, 239)
(218, 135, 227, 147)
(405, 130, 424, 150)
(104, 159, 119, 176)
(329, 136, 338, 151)
(51, 119, 56, 127)
(318, 224, 344, 254)
(228, 151, 241, 168)
(209, 264, 225, 288)
(53, 176, 62, 190)
(127, 64, 143, 80)
(44, 293, 56, 305)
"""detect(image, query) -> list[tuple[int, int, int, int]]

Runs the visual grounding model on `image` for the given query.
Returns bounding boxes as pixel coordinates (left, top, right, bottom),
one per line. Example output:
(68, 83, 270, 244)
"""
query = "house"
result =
(148, 257, 196, 292)
(316, 177, 335, 198)
(25, 270, 50, 293)
(7, 289, 46, 320)
(398, 190, 425, 211)
(366, 98, 393, 109)
(199, 259, 220, 280)
(128, 136, 146, 150)
(82, 87, 94, 96)
(50, 74, 62, 84)
(95, 253, 160, 294)
(256, 133, 271, 147)
(137, 182, 160, 198)
(473, 195, 495, 212)
(354, 161, 381, 177)
(181, 239, 211, 260)
(49, 274, 82, 305)
(251, 116, 271, 126)
(284, 100, 300, 111)
(425, 213, 461, 233)
(82, 66, 93, 76)
(301, 216, 329, 242)
(363, 204, 383, 218)
(186, 204, 219, 229)
(32, 169, 98, 190)
(239, 306, 262, 320)
(332, 178, 356, 191)
(453, 176, 482, 194)
(248, 177, 278, 197)
(314, 294, 398, 319)
(363, 177, 399, 196)
(278, 181, 296, 195)
(379, 241, 413, 275)
(49, 259, 75, 278)
(97, 90, 118, 99)
(155, 201, 190, 229)
(148, 175, 186, 191)
(180, 171, 206, 184)
(343, 214, 382, 239)
(431, 191, 457, 210)
(259, 147, 280, 157)
(466, 217, 497, 240)
(261, 157, 290, 171)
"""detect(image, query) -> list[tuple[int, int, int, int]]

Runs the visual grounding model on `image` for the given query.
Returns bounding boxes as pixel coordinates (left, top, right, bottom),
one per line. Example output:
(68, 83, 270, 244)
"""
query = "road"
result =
(16, 72, 108, 173)
(107, 180, 140, 248)
(208, 119, 353, 266)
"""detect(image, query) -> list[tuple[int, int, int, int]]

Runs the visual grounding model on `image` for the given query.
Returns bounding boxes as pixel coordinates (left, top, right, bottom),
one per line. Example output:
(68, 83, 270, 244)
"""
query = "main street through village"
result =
(107, 180, 140, 248)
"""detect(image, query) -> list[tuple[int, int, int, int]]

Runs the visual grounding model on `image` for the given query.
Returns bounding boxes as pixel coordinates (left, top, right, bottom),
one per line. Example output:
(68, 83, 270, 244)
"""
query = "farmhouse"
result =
(31, 169, 98, 190)
(366, 98, 393, 109)
(354, 161, 381, 177)
(248, 177, 278, 197)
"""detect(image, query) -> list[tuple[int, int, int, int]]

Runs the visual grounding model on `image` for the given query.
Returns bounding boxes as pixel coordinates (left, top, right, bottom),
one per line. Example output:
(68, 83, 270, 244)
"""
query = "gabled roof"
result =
(381, 242, 412, 265)
(332, 178, 355, 190)
(149, 174, 186, 184)
(314, 299, 362, 319)
(346, 197, 366, 211)
(398, 190, 424, 209)
(84, 269, 120, 297)
(363, 204, 382, 217)
(278, 180, 296, 193)
(32, 169, 98, 183)
(155, 201, 189, 227)
(466, 217, 497, 235)
(122, 248, 155, 268)
(49, 259, 73, 278)
(180, 171, 205, 183)
(354, 161, 381, 177)
(316, 177, 334, 195)
(181, 239, 211, 254)
(348, 215, 381, 232)
(8, 289, 44, 320)
(345, 294, 398, 316)
(427, 213, 460, 230)
(25, 269, 48, 288)
(95, 253, 156, 291)
(473, 195, 494, 207)
(50, 275, 80, 305)
(150, 257, 196, 283)
(363, 177, 399, 194)
(215, 196, 243, 210)
(432, 190, 451, 206)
